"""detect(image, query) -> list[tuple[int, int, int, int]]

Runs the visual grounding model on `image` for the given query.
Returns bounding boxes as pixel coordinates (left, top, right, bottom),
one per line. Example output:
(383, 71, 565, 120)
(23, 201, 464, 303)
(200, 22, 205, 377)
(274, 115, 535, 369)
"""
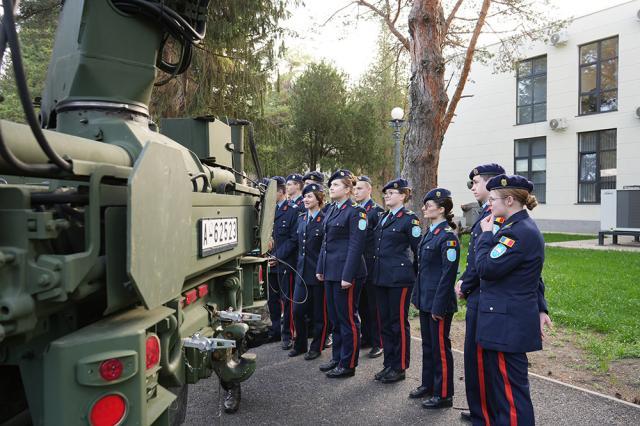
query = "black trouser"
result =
(464, 302, 492, 425)
(325, 279, 363, 369)
(419, 311, 454, 398)
(267, 268, 295, 341)
(375, 286, 411, 371)
(292, 284, 329, 353)
(359, 279, 383, 348)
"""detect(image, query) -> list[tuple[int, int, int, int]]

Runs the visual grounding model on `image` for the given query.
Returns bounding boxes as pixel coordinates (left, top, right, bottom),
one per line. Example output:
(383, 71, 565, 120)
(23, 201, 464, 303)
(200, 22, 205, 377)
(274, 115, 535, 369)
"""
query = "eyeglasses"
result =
(384, 191, 401, 196)
(487, 196, 505, 203)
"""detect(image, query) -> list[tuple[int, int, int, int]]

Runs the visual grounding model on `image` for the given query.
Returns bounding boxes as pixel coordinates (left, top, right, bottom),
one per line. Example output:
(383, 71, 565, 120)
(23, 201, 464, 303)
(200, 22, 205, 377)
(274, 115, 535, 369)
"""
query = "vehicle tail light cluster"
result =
(145, 334, 161, 370)
(89, 394, 127, 426)
(99, 358, 124, 381)
(180, 283, 209, 307)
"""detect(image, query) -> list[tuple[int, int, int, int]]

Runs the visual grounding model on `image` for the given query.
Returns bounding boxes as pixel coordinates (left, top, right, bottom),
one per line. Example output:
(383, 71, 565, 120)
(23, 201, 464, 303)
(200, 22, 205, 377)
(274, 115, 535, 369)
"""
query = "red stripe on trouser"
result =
(439, 319, 448, 398)
(347, 284, 358, 368)
(477, 345, 490, 426)
(320, 290, 328, 352)
(399, 287, 408, 370)
(376, 306, 383, 348)
(289, 274, 295, 338)
(498, 352, 518, 426)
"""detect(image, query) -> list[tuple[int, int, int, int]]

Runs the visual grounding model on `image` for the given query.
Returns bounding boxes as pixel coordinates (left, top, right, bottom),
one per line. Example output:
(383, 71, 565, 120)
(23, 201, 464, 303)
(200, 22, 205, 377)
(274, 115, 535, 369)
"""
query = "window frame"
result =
(577, 129, 617, 204)
(513, 136, 547, 203)
(515, 55, 547, 125)
(578, 35, 619, 116)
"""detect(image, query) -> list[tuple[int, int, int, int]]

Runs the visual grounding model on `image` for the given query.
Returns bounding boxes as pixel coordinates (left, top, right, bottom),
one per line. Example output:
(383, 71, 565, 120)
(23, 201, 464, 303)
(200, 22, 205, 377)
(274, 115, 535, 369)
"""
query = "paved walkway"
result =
(546, 235, 640, 252)
(185, 337, 640, 425)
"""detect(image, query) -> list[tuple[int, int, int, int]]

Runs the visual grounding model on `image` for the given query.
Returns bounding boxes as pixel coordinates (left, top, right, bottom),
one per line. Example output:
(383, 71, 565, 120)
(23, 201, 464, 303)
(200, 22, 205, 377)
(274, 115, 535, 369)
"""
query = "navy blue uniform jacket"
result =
(295, 210, 325, 286)
(371, 206, 421, 287)
(272, 202, 299, 273)
(316, 201, 367, 283)
(290, 195, 306, 213)
(361, 199, 385, 274)
(461, 205, 549, 313)
(474, 209, 544, 353)
(413, 222, 460, 316)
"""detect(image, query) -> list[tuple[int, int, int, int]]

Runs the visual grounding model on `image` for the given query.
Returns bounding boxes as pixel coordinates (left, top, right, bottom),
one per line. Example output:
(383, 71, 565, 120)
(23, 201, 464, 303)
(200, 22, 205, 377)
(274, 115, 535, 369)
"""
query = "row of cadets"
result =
(411, 188, 460, 408)
(353, 175, 385, 358)
(266, 176, 299, 350)
(455, 164, 551, 424)
(371, 179, 421, 383)
(289, 183, 329, 360)
(316, 170, 367, 378)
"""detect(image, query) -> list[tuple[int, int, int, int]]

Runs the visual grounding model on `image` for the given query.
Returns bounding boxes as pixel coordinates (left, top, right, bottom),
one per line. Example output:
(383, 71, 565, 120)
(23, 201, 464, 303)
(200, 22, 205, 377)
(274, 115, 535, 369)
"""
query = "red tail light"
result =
(99, 358, 123, 381)
(89, 394, 126, 426)
(184, 289, 197, 305)
(145, 334, 160, 370)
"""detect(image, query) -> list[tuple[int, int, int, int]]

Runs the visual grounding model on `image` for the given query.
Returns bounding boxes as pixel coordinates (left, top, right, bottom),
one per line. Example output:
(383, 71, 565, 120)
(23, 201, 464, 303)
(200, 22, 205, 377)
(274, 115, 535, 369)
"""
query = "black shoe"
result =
(409, 386, 432, 399)
(374, 366, 392, 381)
(368, 346, 383, 358)
(422, 396, 453, 409)
(281, 340, 293, 350)
(460, 411, 472, 422)
(288, 348, 304, 357)
(223, 384, 241, 414)
(326, 366, 355, 378)
(304, 351, 321, 360)
(380, 369, 405, 383)
(319, 360, 339, 372)
(324, 335, 333, 348)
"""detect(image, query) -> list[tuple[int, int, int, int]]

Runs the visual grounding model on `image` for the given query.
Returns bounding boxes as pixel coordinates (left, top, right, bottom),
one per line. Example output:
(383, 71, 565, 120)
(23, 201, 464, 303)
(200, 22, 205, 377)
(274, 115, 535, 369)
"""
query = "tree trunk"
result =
(403, 0, 448, 214)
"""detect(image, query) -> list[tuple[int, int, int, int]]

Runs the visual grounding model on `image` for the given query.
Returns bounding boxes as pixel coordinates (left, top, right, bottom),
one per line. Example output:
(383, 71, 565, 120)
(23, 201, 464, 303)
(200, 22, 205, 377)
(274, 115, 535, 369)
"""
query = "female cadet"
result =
(474, 175, 544, 426)
(289, 183, 328, 360)
(371, 179, 421, 384)
(315, 169, 367, 378)
(411, 188, 460, 409)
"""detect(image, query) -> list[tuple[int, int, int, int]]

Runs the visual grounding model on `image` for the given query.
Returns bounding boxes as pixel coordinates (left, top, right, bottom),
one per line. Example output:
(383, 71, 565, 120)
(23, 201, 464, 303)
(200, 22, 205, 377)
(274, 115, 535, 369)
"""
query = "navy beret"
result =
(328, 169, 353, 185)
(382, 178, 410, 192)
(357, 175, 372, 184)
(286, 173, 303, 183)
(469, 163, 506, 180)
(272, 176, 286, 186)
(486, 174, 534, 193)
(303, 171, 324, 183)
(423, 187, 452, 204)
(302, 183, 323, 196)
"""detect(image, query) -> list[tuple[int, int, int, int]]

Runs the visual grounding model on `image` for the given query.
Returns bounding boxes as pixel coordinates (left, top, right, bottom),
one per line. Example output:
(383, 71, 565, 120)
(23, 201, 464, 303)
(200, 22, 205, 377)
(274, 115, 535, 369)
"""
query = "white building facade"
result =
(439, 0, 640, 233)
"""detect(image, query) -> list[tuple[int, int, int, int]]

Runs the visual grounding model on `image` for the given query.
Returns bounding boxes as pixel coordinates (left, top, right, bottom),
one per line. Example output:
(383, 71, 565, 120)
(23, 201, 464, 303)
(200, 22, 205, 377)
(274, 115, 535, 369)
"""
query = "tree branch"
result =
(445, 0, 464, 34)
(357, 0, 410, 51)
(442, 0, 491, 133)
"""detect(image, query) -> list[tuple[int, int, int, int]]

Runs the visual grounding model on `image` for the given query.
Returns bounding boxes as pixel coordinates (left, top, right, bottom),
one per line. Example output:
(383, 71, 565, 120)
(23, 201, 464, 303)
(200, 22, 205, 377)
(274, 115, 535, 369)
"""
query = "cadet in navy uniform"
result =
(474, 175, 546, 426)
(267, 176, 299, 350)
(455, 165, 551, 424)
(371, 179, 421, 383)
(411, 188, 460, 409)
(354, 175, 385, 358)
(303, 171, 324, 186)
(316, 169, 367, 378)
(290, 184, 329, 360)
(286, 173, 305, 211)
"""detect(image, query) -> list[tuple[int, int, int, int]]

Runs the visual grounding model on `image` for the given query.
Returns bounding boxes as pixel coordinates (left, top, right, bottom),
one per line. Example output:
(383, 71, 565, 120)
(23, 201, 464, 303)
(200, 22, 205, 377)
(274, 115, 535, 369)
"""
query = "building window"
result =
(578, 129, 617, 203)
(579, 36, 618, 115)
(514, 137, 546, 203)
(516, 56, 547, 124)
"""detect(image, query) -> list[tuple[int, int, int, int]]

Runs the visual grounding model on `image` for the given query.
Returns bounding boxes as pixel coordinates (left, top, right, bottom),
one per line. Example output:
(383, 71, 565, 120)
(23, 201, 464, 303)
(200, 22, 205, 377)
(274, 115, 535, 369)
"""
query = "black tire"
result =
(167, 384, 189, 426)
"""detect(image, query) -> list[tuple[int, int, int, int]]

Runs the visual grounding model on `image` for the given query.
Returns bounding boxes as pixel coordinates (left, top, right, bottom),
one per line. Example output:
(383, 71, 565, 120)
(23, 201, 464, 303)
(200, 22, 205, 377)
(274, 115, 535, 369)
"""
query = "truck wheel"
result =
(168, 384, 188, 426)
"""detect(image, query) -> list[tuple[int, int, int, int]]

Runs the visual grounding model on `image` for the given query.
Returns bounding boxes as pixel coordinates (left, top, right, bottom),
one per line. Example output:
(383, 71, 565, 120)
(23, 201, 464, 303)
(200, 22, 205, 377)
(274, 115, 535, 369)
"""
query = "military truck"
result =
(0, 1, 275, 424)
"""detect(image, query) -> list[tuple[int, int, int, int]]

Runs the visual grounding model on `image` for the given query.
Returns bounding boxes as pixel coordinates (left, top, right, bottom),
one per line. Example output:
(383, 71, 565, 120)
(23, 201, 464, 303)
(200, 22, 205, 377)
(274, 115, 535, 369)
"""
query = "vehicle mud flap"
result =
(211, 323, 256, 384)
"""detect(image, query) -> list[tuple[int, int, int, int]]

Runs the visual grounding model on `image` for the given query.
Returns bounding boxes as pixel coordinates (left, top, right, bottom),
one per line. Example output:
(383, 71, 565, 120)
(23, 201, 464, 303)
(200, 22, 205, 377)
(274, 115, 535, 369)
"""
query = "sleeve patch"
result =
(446, 248, 457, 262)
(499, 236, 516, 247)
(446, 240, 457, 247)
(358, 219, 367, 230)
(359, 212, 367, 219)
(411, 219, 420, 225)
(490, 243, 508, 258)
(411, 226, 422, 238)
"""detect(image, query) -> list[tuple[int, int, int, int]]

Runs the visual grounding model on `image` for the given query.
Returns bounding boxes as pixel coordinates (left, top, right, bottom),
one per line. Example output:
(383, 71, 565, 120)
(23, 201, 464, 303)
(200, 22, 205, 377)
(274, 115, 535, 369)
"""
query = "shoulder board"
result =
(291, 204, 298, 209)
(499, 236, 516, 247)
(352, 202, 358, 207)
(406, 210, 415, 215)
(445, 227, 454, 233)
(502, 223, 513, 230)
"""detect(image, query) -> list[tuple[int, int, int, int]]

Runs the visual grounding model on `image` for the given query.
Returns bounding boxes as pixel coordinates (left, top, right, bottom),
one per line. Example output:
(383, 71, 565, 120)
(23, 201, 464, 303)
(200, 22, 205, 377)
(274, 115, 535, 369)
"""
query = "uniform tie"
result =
(381, 211, 393, 227)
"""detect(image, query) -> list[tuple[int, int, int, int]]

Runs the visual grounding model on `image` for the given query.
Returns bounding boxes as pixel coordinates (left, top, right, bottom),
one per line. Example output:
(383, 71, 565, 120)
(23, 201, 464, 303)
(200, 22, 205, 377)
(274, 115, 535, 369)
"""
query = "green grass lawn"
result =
(413, 232, 640, 368)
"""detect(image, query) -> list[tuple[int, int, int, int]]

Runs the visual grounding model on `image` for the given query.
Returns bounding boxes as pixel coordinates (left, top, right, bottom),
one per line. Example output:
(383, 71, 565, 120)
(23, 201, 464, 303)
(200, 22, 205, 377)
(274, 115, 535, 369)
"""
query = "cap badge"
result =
(436, 191, 441, 197)
(393, 183, 398, 188)
(501, 178, 508, 187)
(473, 168, 479, 175)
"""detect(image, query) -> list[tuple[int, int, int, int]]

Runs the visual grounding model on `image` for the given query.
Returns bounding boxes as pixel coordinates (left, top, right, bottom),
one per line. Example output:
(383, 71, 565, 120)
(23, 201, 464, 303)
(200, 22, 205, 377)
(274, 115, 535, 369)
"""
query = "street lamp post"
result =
(390, 107, 404, 178)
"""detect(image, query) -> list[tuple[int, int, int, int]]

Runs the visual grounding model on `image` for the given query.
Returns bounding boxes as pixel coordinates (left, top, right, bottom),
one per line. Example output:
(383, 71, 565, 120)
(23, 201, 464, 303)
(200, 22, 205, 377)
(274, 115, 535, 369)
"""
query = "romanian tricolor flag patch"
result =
(446, 240, 457, 247)
(494, 217, 505, 224)
(411, 219, 420, 225)
(499, 236, 515, 247)
(359, 212, 367, 219)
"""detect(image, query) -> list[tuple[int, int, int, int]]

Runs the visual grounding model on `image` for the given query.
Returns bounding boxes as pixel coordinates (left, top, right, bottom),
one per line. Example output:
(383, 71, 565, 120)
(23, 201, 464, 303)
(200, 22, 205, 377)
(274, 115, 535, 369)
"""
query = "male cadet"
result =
(286, 173, 305, 211)
(353, 175, 385, 358)
(267, 176, 299, 350)
(303, 171, 324, 186)
(455, 164, 551, 424)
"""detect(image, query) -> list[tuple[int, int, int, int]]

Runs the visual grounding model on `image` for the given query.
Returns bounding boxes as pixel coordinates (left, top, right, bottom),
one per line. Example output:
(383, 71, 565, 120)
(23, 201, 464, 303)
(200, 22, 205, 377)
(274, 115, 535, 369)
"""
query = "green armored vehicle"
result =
(0, 0, 276, 424)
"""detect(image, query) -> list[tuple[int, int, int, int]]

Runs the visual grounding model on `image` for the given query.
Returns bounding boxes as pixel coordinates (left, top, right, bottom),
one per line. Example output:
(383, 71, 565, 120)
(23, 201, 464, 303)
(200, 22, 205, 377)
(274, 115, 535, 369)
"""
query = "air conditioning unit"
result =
(549, 118, 568, 130)
(636, 106, 640, 118)
(550, 31, 569, 46)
